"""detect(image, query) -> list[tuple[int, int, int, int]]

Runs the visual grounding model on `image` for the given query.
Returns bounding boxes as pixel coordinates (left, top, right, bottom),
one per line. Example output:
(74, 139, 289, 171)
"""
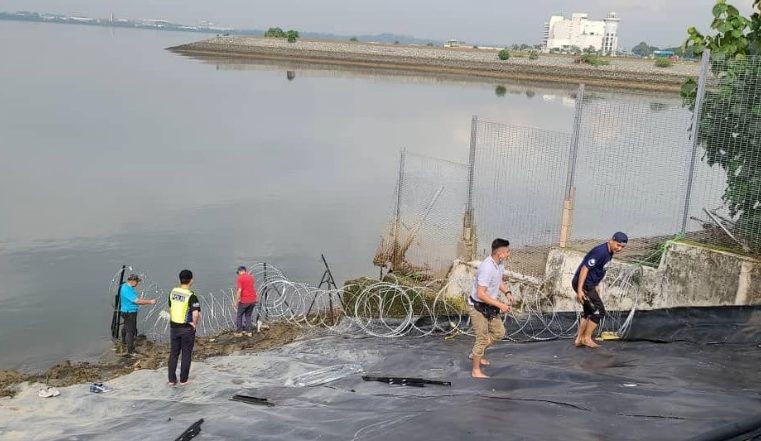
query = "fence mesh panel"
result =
(378, 51, 761, 281)
(375, 151, 468, 278)
(571, 92, 695, 260)
(684, 53, 761, 253)
(472, 121, 570, 277)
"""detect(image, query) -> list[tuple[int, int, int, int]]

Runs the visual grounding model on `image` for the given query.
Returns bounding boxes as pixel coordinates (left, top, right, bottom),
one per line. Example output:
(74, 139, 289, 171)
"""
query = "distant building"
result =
(543, 12, 620, 55)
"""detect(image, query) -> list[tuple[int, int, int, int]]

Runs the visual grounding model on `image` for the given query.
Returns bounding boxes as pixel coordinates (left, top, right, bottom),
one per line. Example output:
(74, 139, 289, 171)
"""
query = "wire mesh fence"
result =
(570, 89, 696, 261)
(683, 53, 761, 253)
(471, 120, 570, 277)
(374, 150, 469, 278)
(380, 50, 761, 281)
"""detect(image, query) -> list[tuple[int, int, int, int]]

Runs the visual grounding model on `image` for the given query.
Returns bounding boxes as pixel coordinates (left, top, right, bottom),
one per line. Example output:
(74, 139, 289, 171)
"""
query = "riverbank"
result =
(0, 324, 301, 398)
(169, 37, 698, 92)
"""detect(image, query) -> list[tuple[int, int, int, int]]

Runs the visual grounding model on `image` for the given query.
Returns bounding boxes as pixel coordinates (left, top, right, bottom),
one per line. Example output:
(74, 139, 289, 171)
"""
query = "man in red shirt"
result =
(234, 266, 258, 336)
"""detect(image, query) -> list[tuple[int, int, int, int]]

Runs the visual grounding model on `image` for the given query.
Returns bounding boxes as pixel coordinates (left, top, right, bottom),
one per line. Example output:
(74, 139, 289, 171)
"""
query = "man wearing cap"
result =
(119, 274, 156, 357)
(168, 269, 201, 386)
(234, 266, 258, 336)
(572, 232, 628, 348)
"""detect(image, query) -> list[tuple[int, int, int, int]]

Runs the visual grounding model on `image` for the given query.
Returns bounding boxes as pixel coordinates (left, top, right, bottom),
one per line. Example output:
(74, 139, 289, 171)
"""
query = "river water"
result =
(0, 21, 697, 369)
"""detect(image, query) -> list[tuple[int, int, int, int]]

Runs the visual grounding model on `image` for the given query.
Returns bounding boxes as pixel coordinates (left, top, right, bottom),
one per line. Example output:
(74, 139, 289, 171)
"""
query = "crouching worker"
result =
(572, 232, 628, 348)
(168, 269, 201, 386)
(468, 238, 514, 378)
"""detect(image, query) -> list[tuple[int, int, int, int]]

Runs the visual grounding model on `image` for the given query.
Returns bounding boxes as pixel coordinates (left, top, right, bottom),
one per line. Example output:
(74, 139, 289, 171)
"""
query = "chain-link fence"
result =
(379, 50, 761, 280)
(374, 150, 469, 278)
(471, 120, 570, 277)
(682, 53, 761, 253)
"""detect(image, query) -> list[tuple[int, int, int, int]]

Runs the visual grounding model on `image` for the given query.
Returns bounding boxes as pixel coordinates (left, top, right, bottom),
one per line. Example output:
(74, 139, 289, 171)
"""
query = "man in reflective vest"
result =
(168, 269, 201, 386)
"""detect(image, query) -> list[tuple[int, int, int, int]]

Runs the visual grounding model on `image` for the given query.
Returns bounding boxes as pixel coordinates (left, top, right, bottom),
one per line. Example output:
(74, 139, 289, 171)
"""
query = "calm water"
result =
(0, 21, 693, 370)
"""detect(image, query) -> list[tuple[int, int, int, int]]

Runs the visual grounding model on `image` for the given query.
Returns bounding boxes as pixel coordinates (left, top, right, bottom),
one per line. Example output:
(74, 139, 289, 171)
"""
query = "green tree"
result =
(682, 0, 761, 249)
(498, 48, 510, 60)
(264, 27, 286, 38)
(528, 50, 539, 60)
(495, 85, 507, 97)
(632, 41, 658, 57)
(350, 36, 358, 42)
(286, 30, 299, 43)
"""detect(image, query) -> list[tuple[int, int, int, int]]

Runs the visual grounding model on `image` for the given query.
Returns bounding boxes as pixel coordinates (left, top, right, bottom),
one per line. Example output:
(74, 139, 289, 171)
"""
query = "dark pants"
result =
(168, 326, 196, 383)
(580, 285, 606, 324)
(121, 312, 138, 354)
(235, 302, 258, 332)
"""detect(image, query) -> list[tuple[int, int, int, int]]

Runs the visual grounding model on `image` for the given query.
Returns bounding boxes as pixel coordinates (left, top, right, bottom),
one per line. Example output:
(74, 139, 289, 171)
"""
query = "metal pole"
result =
(110, 265, 126, 340)
(391, 148, 406, 270)
(681, 49, 711, 234)
(564, 84, 585, 198)
(460, 115, 478, 260)
(560, 84, 585, 247)
(467, 115, 478, 213)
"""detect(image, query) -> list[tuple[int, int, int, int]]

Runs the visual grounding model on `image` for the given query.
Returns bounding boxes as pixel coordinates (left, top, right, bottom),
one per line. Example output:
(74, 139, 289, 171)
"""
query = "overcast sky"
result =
(0, 0, 756, 48)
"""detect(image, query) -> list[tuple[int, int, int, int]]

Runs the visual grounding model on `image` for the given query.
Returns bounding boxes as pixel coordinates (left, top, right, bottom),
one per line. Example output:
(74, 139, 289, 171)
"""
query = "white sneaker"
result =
(256, 321, 262, 333)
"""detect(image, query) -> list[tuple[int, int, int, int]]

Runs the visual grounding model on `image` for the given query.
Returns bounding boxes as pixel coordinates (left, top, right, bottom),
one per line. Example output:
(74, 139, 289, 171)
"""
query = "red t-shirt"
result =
(237, 273, 257, 304)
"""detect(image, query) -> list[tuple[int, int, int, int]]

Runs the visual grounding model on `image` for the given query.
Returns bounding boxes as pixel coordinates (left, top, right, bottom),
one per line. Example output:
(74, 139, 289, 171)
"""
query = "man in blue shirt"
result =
(120, 274, 156, 356)
(572, 232, 628, 348)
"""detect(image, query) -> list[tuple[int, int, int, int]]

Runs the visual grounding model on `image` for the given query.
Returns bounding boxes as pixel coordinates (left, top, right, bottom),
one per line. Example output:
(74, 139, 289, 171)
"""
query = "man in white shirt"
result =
(468, 238, 514, 378)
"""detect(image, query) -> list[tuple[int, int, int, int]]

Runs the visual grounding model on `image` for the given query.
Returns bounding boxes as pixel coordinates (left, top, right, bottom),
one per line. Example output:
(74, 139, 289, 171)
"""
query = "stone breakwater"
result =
(170, 37, 699, 92)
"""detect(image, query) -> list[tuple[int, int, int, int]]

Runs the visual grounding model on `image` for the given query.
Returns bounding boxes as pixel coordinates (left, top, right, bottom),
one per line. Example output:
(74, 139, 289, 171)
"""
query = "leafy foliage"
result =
(654, 58, 674, 67)
(682, 0, 761, 250)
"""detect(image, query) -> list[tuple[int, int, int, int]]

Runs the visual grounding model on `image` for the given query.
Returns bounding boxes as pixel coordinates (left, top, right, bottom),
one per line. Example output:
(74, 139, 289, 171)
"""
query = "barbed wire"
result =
(109, 262, 643, 343)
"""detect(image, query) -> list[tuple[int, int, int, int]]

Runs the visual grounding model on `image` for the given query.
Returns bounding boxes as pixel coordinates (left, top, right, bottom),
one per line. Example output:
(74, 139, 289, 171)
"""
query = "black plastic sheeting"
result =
(17, 306, 761, 440)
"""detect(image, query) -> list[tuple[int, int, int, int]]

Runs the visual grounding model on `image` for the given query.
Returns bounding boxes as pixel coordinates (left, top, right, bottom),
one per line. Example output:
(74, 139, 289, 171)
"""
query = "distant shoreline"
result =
(170, 37, 699, 93)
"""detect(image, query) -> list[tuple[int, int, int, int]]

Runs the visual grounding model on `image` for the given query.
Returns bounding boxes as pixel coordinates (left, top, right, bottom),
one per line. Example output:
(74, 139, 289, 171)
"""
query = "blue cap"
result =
(612, 232, 628, 244)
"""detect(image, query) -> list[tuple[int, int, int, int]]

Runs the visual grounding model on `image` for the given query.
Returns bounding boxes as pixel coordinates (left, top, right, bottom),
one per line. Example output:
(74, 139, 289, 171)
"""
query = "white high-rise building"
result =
(543, 12, 620, 55)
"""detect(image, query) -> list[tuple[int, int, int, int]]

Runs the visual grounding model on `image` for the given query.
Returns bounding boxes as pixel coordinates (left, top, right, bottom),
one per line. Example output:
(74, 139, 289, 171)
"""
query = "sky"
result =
(0, 0, 757, 48)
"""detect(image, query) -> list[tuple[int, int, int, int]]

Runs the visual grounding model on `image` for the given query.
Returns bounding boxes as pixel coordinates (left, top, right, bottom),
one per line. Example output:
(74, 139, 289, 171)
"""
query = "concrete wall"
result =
(446, 242, 760, 312)
(544, 241, 761, 311)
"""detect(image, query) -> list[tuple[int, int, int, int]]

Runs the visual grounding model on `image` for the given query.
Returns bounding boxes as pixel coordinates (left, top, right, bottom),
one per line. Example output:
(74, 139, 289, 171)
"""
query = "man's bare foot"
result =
(471, 370, 490, 379)
(582, 339, 600, 348)
(468, 354, 490, 365)
(574, 339, 583, 347)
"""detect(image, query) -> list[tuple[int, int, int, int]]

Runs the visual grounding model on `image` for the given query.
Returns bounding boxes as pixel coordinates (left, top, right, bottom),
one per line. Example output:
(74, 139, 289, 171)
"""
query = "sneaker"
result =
(167, 381, 177, 387)
(256, 321, 262, 333)
(179, 381, 191, 386)
(89, 383, 111, 393)
(38, 387, 60, 398)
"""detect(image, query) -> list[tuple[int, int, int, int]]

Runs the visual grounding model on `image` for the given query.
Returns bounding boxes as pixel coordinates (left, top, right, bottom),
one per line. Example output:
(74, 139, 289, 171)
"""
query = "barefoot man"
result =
(468, 238, 514, 378)
(573, 232, 628, 348)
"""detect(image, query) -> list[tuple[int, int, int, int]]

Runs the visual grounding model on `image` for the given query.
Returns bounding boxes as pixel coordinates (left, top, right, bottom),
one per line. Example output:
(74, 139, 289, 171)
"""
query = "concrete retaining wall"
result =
(447, 241, 760, 311)
(544, 241, 760, 310)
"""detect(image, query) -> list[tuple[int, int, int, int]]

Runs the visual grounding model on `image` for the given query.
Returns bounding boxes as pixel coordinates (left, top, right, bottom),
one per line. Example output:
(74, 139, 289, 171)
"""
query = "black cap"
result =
(237, 266, 247, 273)
(127, 274, 141, 282)
(612, 232, 629, 244)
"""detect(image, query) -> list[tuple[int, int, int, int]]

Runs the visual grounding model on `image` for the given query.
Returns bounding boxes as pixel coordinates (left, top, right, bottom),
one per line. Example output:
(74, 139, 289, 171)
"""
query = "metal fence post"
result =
(459, 116, 478, 261)
(559, 84, 585, 247)
(391, 148, 406, 270)
(681, 49, 711, 234)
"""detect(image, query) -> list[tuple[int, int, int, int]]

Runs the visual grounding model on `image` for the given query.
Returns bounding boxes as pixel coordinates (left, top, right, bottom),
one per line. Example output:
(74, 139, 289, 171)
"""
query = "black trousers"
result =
(121, 312, 138, 354)
(580, 285, 606, 324)
(168, 326, 196, 383)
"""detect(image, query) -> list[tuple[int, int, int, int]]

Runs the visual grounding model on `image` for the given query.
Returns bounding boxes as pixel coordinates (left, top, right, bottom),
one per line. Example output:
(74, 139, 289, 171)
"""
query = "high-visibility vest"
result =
(169, 287, 194, 324)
